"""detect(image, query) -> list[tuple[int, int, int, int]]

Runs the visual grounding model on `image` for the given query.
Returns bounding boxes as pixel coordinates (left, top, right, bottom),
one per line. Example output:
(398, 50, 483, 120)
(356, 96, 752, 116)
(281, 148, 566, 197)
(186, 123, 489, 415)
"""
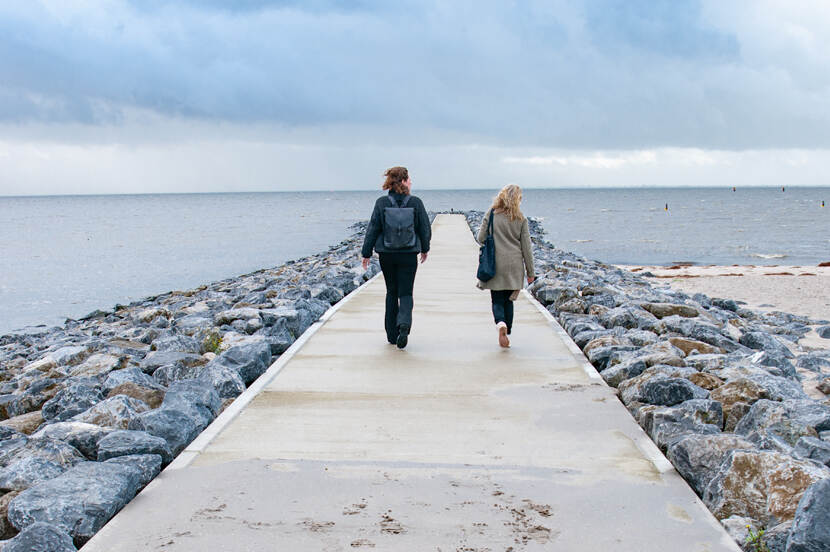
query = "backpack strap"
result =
(388, 194, 411, 208)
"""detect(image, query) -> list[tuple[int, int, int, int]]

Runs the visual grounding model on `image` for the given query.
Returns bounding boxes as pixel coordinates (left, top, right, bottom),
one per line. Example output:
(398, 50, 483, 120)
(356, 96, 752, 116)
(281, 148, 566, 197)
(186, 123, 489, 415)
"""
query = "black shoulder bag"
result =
(477, 210, 496, 281)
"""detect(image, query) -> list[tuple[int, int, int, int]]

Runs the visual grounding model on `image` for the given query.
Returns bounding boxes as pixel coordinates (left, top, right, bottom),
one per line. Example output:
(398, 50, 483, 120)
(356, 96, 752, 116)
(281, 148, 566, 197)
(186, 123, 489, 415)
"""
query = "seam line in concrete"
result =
(165, 271, 382, 470)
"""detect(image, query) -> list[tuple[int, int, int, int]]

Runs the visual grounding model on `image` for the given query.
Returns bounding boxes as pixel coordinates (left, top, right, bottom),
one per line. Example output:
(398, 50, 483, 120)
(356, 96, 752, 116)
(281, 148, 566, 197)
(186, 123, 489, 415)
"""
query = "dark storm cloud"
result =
(1, 1, 829, 149)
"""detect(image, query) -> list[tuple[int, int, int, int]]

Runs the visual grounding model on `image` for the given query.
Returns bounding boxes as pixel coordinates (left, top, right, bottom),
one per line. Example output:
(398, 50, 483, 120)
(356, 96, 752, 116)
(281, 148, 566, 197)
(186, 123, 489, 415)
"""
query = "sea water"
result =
(1, 187, 827, 334)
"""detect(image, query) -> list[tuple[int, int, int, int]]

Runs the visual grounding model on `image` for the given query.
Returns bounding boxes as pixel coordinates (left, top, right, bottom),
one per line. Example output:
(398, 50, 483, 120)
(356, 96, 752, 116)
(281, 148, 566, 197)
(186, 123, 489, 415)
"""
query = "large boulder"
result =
(641, 399, 723, 452)
(736, 400, 830, 446)
(31, 422, 113, 459)
(667, 433, 756, 496)
(150, 333, 201, 354)
(668, 337, 724, 356)
(101, 366, 161, 395)
(2, 438, 86, 469)
(0, 456, 66, 492)
(710, 378, 768, 432)
(7, 461, 143, 545)
(103, 454, 162, 488)
(793, 436, 830, 467)
(1, 521, 77, 552)
(213, 307, 261, 326)
(139, 351, 204, 375)
(4, 378, 63, 418)
(107, 382, 165, 409)
(703, 450, 829, 526)
(640, 378, 709, 406)
(128, 408, 204, 456)
(41, 383, 104, 422)
(209, 341, 272, 385)
(599, 306, 661, 332)
(534, 285, 578, 308)
(96, 430, 173, 465)
(197, 362, 246, 399)
(786, 478, 830, 552)
(739, 331, 794, 359)
(641, 303, 699, 319)
(70, 395, 150, 429)
(0, 411, 44, 435)
(67, 353, 125, 378)
(160, 379, 221, 428)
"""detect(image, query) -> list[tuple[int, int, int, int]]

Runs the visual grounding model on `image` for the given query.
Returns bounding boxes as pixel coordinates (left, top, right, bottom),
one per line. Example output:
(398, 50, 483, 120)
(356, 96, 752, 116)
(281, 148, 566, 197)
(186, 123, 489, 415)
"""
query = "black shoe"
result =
(396, 325, 410, 349)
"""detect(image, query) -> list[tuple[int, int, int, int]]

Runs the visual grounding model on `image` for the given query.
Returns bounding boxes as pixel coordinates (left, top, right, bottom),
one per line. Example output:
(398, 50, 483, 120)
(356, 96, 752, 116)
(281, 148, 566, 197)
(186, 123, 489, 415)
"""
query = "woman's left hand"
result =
(362, 257, 371, 270)
(527, 276, 536, 284)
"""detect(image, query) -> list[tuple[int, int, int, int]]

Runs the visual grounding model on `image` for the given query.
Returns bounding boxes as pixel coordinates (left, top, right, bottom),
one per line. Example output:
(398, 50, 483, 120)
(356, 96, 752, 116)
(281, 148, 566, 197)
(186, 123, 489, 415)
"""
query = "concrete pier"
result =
(82, 214, 739, 551)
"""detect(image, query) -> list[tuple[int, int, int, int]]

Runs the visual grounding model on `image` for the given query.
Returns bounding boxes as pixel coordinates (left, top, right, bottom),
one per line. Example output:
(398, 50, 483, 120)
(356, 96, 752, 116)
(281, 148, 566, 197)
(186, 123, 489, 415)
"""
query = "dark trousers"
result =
(379, 252, 418, 341)
(490, 290, 514, 334)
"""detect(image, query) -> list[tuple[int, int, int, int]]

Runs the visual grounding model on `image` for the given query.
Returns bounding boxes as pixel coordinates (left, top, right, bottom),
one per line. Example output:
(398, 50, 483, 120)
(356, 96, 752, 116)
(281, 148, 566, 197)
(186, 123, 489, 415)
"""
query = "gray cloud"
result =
(0, 1, 829, 149)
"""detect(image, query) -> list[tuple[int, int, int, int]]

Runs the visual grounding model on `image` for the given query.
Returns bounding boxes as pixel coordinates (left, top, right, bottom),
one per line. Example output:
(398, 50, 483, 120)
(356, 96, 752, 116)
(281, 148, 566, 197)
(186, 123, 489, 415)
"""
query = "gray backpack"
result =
(382, 195, 417, 249)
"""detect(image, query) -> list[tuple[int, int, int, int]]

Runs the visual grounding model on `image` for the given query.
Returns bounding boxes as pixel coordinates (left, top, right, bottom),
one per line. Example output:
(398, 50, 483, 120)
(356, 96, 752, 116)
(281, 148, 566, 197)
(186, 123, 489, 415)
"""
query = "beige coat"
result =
(476, 209, 535, 291)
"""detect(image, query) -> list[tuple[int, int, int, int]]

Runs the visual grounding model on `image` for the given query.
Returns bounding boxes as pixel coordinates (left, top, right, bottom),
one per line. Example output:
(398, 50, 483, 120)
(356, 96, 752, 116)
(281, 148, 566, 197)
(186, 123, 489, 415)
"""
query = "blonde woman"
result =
(477, 184, 535, 347)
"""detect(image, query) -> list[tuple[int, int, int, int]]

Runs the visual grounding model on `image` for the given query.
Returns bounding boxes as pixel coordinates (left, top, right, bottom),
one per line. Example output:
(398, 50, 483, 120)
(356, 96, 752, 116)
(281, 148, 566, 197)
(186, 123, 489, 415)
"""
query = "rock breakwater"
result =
(0, 223, 379, 549)
(463, 210, 830, 552)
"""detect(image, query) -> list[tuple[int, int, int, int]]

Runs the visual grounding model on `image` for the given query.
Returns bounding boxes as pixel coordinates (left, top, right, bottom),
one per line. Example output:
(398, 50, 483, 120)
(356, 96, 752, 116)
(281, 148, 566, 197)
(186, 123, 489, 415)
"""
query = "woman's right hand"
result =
(362, 257, 371, 270)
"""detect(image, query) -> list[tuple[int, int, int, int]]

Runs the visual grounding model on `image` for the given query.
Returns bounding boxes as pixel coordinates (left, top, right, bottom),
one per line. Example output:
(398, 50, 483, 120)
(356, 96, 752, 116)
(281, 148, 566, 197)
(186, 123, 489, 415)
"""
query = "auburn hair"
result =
(383, 166, 409, 195)
(491, 184, 524, 221)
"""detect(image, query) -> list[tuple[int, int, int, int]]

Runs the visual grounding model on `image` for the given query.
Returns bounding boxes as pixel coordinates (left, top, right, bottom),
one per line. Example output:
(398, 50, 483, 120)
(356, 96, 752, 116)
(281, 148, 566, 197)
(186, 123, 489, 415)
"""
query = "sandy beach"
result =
(618, 264, 830, 322)
(617, 264, 830, 400)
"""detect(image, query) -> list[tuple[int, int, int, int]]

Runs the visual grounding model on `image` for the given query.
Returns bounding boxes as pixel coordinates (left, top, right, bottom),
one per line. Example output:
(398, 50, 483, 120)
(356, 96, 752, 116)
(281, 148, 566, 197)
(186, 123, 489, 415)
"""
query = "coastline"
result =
(0, 212, 828, 549)
(617, 264, 830, 322)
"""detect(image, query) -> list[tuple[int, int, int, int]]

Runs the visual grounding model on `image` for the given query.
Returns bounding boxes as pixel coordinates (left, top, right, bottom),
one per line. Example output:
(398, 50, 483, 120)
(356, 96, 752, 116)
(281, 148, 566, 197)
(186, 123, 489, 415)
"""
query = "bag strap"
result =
(487, 209, 494, 236)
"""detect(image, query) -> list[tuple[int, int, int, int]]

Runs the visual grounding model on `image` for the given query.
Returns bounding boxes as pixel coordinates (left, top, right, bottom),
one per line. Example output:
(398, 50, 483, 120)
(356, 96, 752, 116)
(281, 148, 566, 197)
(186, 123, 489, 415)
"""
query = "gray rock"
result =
(667, 434, 756, 496)
(640, 378, 709, 406)
(31, 422, 113, 459)
(0, 456, 66, 491)
(535, 285, 578, 308)
(128, 408, 203, 456)
(150, 333, 201, 354)
(753, 351, 798, 380)
(102, 366, 163, 395)
(5, 378, 63, 418)
(624, 329, 660, 347)
(735, 400, 822, 447)
(197, 361, 246, 399)
(797, 354, 830, 374)
(2, 438, 85, 470)
(817, 326, 830, 339)
(210, 341, 272, 385)
(602, 358, 648, 387)
(41, 383, 104, 422)
(96, 430, 173, 465)
(1, 521, 77, 552)
(70, 395, 150, 429)
(103, 454, 162, 488)
(642, 400, 722, 452)
(48, 346, 89, 366)
(293, 298, 330, 334)
(139, 351, 204, 375)
(740, 331, 794, 358)
(160, 379, 221, 428)
(599, 306, 660, 332)
(258, 317, 295, 355)
(793, 436, 830, 467)
(0, 434, 29, 467)
(786, 478, 830, 552)
(7, 461, 143, 544)
(152, 362, 203, 386)
(762, 520, 792, 552)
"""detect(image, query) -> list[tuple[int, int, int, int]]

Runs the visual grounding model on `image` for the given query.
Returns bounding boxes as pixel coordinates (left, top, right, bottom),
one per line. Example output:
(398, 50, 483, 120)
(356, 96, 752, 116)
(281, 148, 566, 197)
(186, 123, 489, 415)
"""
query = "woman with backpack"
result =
(361, 166, 431, 349)
(477, 184, 536, 348)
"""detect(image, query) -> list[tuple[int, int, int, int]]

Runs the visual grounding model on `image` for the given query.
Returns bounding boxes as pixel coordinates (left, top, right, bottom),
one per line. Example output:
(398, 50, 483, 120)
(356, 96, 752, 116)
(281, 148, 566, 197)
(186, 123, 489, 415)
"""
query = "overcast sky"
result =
(2, 0, 830, 195)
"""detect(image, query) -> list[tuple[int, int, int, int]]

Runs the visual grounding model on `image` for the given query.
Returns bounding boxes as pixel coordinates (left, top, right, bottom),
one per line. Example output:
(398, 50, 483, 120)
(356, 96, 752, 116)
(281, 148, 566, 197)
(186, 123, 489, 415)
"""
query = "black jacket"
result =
(361, 191, 431, 257)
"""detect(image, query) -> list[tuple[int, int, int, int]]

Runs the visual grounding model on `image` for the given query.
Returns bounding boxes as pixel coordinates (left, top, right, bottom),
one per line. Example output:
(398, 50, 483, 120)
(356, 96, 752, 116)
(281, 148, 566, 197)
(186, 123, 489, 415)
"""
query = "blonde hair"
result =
(491, 184, 523, 221)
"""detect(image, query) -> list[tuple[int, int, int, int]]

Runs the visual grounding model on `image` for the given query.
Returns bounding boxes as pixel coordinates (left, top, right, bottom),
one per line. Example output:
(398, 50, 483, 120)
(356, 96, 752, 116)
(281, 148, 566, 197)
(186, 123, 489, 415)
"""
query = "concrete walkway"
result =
(82, 214, 739, 551)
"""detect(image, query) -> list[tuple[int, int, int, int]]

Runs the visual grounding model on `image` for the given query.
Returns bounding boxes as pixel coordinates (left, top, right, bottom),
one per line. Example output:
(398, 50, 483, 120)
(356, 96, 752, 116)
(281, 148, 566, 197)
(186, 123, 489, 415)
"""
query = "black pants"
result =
(490, 290, 514, 334)
(379, 252, 418, 342)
